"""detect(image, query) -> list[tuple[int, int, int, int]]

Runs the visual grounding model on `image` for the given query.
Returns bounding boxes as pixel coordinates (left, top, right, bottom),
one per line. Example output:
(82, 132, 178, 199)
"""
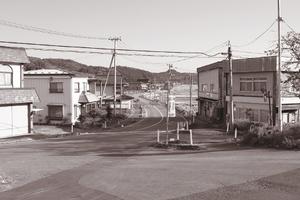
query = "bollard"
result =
(177, 122, 180, 140)
(104, 121, 107, 128)
(70, 124, 74, 133)
(234, 127, 238, 140)
(186, 121, 189, 130)
(157, 130, 160, 143)
(226, 122, 230, 135)
(189, 129, 193, 145)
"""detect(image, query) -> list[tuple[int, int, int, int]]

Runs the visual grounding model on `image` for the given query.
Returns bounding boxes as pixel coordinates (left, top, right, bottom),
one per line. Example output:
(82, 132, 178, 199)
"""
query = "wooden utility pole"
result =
(228, 41, 234, 130)
(277, 0, 283, 131)
(166, 64, 173, 145)
(189, 73, 193, 119)
(109, 37, 121, 116)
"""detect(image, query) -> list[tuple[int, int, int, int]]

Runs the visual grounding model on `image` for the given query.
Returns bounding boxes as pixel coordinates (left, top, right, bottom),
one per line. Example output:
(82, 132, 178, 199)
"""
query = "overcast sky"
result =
(0, 0, 299, 72)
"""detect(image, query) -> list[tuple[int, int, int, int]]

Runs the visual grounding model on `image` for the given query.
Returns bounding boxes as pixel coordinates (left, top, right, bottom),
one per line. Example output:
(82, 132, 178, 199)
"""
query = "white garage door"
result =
(0, 105, 28, 138)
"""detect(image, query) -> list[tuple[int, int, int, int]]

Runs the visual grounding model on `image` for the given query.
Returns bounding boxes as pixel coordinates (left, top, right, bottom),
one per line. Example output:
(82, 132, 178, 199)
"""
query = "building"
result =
(197, 56, 300, 124)
(0, 46, 39, 138)
(24, 69, 99, 125)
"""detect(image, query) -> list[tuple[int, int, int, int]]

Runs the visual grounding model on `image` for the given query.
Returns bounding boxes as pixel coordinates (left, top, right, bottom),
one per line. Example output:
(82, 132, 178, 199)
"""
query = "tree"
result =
(268, 31, 300, 97)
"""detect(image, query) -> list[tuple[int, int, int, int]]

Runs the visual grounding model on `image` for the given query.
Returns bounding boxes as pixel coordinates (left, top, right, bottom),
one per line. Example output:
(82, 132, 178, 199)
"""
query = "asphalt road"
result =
(0, 97, 300, 199)
(1, 132, 300, 200)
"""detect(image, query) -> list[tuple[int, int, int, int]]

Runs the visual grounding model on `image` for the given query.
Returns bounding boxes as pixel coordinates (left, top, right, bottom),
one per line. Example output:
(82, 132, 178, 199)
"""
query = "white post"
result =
(186, 121, 189, 130)
(157, 130, 160, 143)
(177, 122, 180, 140)
(189, 129, 193, 145)
(226, 122, 230, 135)
(234, 127, 238, 140)
(70, 124, 74, 133)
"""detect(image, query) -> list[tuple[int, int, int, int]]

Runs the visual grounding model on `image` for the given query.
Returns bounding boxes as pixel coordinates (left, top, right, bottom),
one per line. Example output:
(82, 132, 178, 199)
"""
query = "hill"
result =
(24, 57, 197, 84)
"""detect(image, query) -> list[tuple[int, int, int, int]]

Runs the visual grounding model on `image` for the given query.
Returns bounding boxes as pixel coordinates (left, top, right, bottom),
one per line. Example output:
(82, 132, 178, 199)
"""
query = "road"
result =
(0, 97, 300, 199)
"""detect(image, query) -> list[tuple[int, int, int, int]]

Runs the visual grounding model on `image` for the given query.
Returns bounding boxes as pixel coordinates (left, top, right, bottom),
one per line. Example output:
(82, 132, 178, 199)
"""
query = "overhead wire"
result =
(0, 40, 228, 56)
(232, 20, 277, 48)
(0, 19, 109, 40)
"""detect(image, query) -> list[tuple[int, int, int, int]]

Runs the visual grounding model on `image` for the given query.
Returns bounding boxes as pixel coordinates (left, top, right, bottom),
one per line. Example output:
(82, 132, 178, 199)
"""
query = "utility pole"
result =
(189, 73, 193, 119)
(228, 41, 234, 130)
(109, 37, 121, 116)
(277, 0, 283, 131)
(166, 64, 173, 145)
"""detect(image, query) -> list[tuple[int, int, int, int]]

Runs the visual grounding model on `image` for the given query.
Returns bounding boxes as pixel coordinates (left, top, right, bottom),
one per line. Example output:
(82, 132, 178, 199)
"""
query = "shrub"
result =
(234, 119, 252, 132)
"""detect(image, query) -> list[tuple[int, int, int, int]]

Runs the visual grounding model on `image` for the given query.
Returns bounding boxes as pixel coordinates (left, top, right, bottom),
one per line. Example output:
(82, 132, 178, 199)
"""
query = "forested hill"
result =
(24, 57, 196, 83)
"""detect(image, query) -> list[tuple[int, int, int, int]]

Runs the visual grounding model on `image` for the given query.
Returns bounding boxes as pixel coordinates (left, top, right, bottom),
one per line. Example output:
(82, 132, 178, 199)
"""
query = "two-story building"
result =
(197, 56, 300, 125)
(24, 69, 99, 125)
(0, 46, 39, 138)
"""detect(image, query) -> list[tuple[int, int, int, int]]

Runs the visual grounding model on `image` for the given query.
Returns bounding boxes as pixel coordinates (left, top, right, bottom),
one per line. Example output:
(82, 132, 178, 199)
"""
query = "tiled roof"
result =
(24, 69, 72, 75)
(0, 46, 29, 64)
(0, 88, 40, 104)
(78, 91, 100, 103)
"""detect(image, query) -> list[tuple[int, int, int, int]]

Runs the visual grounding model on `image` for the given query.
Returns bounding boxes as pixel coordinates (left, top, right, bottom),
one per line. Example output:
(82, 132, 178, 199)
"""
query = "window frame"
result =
(0, 64, 13, 87)
(49, 82, 64, 93)
(239, 77, 267, 92)
(74, 82, 80, 93)
(48, 105, 63, 120)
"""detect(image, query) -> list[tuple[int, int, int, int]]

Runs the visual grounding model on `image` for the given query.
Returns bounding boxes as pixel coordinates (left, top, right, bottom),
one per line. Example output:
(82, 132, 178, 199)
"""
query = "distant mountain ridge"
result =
(24, 57, 197, 84)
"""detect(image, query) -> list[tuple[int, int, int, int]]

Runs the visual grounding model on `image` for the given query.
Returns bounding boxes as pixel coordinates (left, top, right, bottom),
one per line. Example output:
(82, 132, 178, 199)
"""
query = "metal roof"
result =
(78, 91, 100, 104)
(0, 46, 29, 64)
(0, 88, 40, 104)
(24, 69, 72, 75)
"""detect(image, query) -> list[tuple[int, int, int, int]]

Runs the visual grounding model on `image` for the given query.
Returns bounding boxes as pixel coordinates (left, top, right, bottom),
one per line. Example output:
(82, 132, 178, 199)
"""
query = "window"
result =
(201, 84, 208, 92)
(210, 84, 214, 92)
(49, 82, 63, 93)
(253, 78, 267, 92)
(0, 64, 12, 87)
(48, 105, 63, 120)
(240, 78, 253, 91)
(240, 77, 267, 92)
(74, 82, 80, 93)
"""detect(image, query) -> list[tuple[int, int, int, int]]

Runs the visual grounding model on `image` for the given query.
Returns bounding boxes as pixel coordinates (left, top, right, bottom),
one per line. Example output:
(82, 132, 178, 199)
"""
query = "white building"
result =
(24, 69, 99, 125)
(0, 46, 39, 138)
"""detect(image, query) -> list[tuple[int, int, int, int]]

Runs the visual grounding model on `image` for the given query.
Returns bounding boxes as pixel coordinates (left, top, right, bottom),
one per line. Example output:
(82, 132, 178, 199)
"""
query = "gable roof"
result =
(78, 91, 100, 103)
(0, 46, 29, 64)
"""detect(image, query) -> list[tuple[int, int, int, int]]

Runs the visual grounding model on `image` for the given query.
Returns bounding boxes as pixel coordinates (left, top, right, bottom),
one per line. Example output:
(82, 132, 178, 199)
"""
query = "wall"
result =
(24, 75, 72, 124)
(198, 68, 220, 100)
(232, 72, 274, 97)
(71, 77, 89, 124)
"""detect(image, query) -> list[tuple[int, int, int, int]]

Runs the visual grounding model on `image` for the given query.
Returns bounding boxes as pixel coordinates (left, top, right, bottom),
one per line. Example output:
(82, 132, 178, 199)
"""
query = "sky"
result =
(0, 0, 299, 72)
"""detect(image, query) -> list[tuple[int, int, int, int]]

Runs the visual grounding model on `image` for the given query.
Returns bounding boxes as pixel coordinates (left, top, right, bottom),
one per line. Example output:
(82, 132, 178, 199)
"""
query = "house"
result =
(24, 69, 99, 125)
(0, 46, 39, 138)
(197, 56, 300, 124)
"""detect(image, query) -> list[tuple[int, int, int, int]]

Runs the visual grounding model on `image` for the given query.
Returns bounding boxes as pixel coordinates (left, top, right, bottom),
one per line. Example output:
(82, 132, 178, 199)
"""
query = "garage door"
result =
(0, 105, 28, 138)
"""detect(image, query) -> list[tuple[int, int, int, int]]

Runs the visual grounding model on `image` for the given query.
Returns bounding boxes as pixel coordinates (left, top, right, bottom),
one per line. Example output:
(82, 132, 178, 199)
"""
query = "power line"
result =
(0, 40, 225, 56)
(25, 47, 112, 55)
(233, 20, 277, 48)
(0, 19, 109, 40)
(25, 46, 217, 58)
(283, 20, 297, 33)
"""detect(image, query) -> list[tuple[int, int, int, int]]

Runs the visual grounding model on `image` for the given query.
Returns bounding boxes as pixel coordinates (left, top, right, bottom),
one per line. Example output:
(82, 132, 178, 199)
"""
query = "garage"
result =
(0, 104, 29, 138)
